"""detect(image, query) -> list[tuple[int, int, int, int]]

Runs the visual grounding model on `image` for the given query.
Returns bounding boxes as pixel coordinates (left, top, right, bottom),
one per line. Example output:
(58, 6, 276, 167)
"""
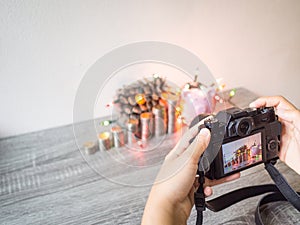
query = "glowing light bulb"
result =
(135, 94, 146, 105)
(184, 83, 190, 90)
(229, 89, 236, 97)
(100, 120, 111, 126)
(153, 73, 159, 79)
(177, 116, 183, 124)
(175, 106, 182, 113)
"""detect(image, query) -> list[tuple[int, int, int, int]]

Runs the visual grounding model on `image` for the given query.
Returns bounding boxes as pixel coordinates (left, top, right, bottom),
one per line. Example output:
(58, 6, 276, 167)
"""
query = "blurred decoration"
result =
(95, 74, 238, 150)
(179, 75, 220, 126)
(83, 141, 98, 155)
(100, 119, 116, 126)
(109, 74, 181, 145)
(229, 88, 236, 98)
(135, 93, 146, 105)
(113, 74, 169, 120)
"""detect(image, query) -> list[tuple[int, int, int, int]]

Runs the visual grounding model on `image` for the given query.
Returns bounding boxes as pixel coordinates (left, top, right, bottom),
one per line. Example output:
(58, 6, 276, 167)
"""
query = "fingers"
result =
(173, 124, 200, 154)
(202, 173, 240, 197)
(276, 108, 300, 125)
(202, 173, 240, 198)
(250, 96, 300, 129)
(249, 96, 296, 111)
(204, 186, 213, 197)
(249, 96, 281, 108)
(168, 116, 212, 159)
(205, 172, 240, 187)
(176, 116, 213, 150)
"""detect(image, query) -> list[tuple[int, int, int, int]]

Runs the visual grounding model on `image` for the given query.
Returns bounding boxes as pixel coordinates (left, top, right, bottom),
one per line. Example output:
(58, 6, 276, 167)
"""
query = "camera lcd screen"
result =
(222, 132, 262, 175)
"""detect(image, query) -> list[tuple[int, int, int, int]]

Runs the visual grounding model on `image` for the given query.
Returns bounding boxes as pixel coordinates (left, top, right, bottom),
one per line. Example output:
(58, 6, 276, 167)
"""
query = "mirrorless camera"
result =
(190, 107, 282, 180)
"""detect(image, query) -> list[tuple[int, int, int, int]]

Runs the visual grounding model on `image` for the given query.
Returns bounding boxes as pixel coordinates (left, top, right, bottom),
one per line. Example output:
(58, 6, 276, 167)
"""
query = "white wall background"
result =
(0, 0, 299, 138)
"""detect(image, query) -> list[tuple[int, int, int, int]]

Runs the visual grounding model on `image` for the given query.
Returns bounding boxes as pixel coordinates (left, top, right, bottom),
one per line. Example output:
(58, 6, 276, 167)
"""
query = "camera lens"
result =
(236, 117, 253, 136)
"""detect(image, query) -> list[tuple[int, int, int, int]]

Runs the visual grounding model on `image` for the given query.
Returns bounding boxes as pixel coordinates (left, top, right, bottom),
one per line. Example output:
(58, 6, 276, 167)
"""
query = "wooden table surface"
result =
(1, 87, 299, 225)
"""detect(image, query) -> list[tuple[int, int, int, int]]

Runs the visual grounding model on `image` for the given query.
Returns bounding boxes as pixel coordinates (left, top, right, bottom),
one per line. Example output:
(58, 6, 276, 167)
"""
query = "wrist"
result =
(142, 188, 188, 225)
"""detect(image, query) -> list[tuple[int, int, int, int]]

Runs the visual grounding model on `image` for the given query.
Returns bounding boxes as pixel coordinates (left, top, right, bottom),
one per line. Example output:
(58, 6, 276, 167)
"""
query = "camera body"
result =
(194, 107, 281, 180)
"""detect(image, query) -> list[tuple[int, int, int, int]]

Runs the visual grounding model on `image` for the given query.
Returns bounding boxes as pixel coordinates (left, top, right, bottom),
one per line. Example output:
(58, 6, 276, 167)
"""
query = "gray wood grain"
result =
(1, 87, 299, 225)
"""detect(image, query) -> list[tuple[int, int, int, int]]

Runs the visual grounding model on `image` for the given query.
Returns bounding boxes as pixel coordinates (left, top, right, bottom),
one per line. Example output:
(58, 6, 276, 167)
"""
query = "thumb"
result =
(184, 128, 211, 162)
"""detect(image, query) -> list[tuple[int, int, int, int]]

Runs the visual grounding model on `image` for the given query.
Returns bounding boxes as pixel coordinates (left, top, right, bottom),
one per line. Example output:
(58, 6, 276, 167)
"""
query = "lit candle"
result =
(98, 132, 112, 151)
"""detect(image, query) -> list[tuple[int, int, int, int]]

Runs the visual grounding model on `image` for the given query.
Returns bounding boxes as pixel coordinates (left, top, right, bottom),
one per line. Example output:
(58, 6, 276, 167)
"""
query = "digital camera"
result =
(191, 107, 282, 180)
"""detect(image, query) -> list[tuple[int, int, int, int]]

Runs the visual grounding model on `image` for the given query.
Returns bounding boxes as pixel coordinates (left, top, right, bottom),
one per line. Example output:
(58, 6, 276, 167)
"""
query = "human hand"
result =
(250, 96, 300, 174)
(141, 119, 239, 225)
(203, 173, 240, 197)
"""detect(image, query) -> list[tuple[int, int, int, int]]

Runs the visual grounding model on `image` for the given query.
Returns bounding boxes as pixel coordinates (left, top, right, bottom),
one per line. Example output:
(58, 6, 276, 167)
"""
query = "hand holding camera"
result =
(191, 106, 281, 180)
(142, 96, 300, 225)
(250, 96, 300, 175)
(141, 116, 239, 225)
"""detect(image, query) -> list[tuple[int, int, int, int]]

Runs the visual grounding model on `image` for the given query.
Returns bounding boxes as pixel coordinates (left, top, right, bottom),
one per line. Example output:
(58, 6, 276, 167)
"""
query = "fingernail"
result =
(249, 102, 255, 107)
(204, 187, 212, 197)
(200, 128, 210, 137)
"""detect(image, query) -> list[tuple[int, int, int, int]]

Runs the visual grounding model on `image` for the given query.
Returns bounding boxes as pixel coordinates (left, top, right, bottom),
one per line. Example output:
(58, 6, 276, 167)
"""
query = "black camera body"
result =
(192, 107, 281, 180)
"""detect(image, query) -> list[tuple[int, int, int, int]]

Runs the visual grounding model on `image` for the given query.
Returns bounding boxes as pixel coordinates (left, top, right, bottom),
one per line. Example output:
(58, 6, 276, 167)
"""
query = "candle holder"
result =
(140, 112, 154, 140)
(98, 132, 112, 151)
(126, 118, 139, 145)
(83, 141, 98, 155)
(111, 126, 125, 148)
(166, 94, 179, 134)
(152, 105, 166, 136)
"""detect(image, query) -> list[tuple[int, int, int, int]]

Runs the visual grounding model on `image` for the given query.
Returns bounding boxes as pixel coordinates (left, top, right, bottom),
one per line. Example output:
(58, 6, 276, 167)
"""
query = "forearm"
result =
(141, 190, 188, 225)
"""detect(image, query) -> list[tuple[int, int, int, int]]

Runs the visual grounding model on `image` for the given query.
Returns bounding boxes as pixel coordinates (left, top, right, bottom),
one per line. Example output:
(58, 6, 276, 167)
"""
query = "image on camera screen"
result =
(222, 132, 262, 174)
